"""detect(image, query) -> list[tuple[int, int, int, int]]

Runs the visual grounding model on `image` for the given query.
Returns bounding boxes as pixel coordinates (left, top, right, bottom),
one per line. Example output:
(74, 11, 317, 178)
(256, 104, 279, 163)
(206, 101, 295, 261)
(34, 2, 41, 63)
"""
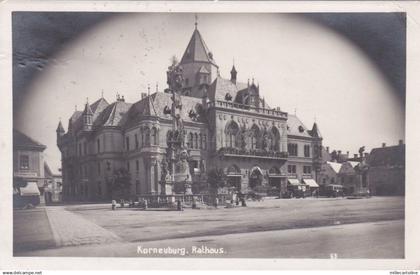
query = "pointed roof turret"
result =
(230, 64, 237, 83)
(56, 120, 65, 133)
(180, 27, 217, 66)
(310, 122, 322, 138)
(83, 99, 94, 116)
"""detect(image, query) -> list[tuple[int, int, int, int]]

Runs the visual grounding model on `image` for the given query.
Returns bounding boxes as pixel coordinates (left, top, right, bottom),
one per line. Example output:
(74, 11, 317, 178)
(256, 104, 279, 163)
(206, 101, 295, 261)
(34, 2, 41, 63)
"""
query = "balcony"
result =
(217, 147, 288, 160)
(208, 100, 288, 119)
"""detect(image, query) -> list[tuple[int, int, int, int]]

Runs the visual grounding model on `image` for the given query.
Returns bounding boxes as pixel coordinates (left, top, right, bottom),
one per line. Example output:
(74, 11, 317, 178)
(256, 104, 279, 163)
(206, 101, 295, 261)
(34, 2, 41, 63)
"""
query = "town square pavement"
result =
(14, 196, 404, 258)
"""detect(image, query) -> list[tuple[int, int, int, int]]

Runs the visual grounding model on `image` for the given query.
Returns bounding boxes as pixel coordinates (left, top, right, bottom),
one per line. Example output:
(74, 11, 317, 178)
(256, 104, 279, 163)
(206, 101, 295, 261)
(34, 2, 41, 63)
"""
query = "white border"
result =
(1, 1, 419, 270)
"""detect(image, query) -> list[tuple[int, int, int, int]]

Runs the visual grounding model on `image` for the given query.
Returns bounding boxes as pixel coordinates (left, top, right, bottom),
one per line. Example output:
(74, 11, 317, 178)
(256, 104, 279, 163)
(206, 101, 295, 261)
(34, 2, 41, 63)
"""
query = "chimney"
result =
(338, 150, 342, 155)
(141, 93, 147, 99)
(354, 154, 358, 159)
(326, 147, 329, 153)
(364, 152, 369, 158)
(398, 139, 403, 146)
(346, 151, 349, 157)
(382, 142, 386, 148)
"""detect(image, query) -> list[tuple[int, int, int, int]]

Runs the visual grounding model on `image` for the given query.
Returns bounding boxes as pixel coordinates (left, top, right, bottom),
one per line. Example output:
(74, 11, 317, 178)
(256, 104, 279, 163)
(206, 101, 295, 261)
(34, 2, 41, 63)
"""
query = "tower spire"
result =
(195, 14, 198, 30)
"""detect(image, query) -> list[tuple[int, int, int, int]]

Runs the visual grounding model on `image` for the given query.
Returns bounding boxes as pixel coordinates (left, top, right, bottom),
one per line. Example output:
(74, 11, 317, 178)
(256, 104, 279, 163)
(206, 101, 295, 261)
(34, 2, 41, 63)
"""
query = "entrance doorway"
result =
(249, 167, 263, 189)
(227, 176, 241, 190)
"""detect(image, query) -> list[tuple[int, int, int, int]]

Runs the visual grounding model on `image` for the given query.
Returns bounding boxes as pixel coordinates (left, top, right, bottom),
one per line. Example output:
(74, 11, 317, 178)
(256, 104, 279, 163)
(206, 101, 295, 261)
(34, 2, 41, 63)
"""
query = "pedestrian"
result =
(111, 199, 116, 210)
(177, 199, 183, 211)
(241, 197, 247, 207)
(215, 197, 219, 209)
(144, 199, 148, 210)
(192, 196, 197, 209)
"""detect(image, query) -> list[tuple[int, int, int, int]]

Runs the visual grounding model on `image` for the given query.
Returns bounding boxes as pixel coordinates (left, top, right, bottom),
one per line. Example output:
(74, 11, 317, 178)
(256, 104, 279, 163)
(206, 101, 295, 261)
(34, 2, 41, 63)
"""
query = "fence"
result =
(131, 193, 233, 208)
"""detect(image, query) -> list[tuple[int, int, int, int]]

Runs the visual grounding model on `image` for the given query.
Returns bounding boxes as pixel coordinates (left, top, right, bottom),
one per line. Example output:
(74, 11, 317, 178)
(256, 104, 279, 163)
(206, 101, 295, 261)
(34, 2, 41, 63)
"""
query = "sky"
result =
(13, 12, 405, 173)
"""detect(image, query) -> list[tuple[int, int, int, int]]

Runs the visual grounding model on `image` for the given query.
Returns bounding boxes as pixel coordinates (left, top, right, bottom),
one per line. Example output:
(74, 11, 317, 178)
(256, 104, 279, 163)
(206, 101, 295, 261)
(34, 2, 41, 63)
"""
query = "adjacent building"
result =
(367, 141, 405, 195)
(13, 129, 47, 206)
(44, 163, 63, 203)
(57, 24, 323, 201)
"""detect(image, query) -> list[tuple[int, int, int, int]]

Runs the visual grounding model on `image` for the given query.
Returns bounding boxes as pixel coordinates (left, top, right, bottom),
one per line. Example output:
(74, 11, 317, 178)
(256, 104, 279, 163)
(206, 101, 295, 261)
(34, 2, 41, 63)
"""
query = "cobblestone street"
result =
(13, 196, 404, 257)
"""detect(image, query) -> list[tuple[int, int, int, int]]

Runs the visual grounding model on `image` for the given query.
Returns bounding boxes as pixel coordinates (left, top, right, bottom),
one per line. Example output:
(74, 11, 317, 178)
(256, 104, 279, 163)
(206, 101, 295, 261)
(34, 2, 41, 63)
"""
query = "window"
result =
(287, 165, 296, 174)
(83, 142, 87, 155)
(194, 133, 198, 149)
(20, 155, 29, 169)
(145, 128, 150, 146)
(97, 139, 100, 153)
(203, 134, 207, 150)
(152, 127, 158, 145)
(136, 160, 140, 172)
(135, 134, 139, 149)
(185, 78, 189, 86)
(226, 122, 239, 148)
(98, 181, 102, 196)
(303, 166, 312, 174)
(188, 133, 193, 148)
(199, 134, 203, 149)
(288, 143, 298, 156)
(97, 162, 101, 176)
(127, 161, 130, 172)
(304, 145, 310, 157)
(126, 136, 130, 151)
(79, 143, 82, 156)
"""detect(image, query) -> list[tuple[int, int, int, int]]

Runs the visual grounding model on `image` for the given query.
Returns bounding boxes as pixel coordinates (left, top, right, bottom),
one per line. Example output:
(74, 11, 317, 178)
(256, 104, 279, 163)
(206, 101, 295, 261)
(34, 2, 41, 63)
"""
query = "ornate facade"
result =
(57, 25, 323, 201)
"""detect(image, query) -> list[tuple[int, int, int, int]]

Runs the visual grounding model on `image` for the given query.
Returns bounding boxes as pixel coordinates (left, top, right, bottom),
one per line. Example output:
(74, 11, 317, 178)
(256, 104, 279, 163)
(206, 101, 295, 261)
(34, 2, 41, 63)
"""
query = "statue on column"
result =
(162, 60, 192, 195)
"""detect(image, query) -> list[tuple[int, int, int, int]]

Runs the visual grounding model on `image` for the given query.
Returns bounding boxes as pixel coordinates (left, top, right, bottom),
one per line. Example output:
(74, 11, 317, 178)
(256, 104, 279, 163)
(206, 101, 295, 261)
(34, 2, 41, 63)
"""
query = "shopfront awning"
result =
(287, 178, 302, 186)
(19, 182, 40, 196)
(303, 179, 319, 188)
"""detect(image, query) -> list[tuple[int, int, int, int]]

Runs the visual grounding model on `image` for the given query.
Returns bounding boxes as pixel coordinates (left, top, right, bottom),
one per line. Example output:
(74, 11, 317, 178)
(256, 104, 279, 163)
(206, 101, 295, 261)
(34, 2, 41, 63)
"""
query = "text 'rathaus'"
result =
(56, 23, 323, 201)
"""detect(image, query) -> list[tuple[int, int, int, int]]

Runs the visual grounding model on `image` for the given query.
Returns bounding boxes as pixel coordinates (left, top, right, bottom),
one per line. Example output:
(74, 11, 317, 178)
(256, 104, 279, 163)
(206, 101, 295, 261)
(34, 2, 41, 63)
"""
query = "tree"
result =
(207, 168, 225, 193)
(108, 168, 131, 200)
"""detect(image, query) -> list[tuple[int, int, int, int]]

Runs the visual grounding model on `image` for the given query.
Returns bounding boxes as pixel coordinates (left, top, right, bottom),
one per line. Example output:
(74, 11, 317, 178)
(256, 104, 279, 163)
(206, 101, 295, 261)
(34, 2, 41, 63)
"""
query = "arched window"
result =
(140, 127, 145, 146)
(203, 134, 207, 150)
(194, 133, 199, 149)
(199, 133, 203, 149)
(188, 133, 193, 148)
(145, 127, 150, 146)
(250, 124, 260, 149)
(225, 121, 239, 148)
(271, 126, 280, 151)
(151, 127, 158, 145)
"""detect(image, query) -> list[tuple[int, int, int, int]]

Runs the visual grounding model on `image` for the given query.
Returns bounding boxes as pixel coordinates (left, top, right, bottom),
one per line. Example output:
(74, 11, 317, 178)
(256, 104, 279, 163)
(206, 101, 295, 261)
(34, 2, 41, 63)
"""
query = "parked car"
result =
(325, 184, 344, 198)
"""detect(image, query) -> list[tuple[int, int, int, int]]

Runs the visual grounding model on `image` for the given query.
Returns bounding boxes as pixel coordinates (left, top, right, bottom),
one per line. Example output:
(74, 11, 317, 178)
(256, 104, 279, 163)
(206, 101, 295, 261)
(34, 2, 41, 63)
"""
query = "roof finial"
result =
(294, 108, 297, 115)
(314, 115, 317, 123)
(101, 89, 104, 99)
(75, 105, 77, 111)
(86, 97, 89, 104)
(233, 57, 235, 66)
(148, 84, 151, 96)
(194, 14, 198, 30)
(156, 82, 159, 93)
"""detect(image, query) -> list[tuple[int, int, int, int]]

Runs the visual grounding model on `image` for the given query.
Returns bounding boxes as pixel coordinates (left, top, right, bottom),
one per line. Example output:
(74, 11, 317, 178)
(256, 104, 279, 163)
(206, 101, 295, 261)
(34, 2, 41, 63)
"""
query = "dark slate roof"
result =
(287, 114, 312, 138)
(124, 92, 205, 129)
(82, 102, 94, 116)
(309, 122, 322, 138)
(93, 100, 132, 128)
(368, 145, 405, 167)
(90, 98, 109, 116)
(180, 29, 217, 66)
(56, 121, 65, 133)
(13, 129, 46, 151)
(207, 76, 247, 101)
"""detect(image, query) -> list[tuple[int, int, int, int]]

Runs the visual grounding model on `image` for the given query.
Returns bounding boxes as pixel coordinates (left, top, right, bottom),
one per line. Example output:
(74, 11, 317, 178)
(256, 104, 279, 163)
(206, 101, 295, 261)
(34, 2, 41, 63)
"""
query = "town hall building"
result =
(57, 23, 323, 201)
